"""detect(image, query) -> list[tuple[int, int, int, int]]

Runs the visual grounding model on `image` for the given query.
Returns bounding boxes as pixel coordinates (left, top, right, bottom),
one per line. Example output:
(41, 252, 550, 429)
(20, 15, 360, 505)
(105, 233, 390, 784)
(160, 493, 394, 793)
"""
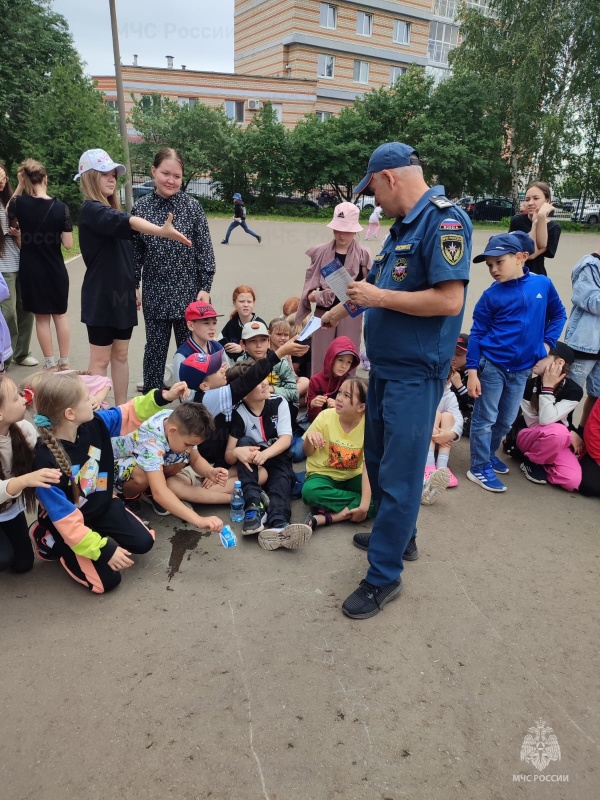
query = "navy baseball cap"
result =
(354, 142, 420, 195)
(473, 232, 535, 263)
(179, 349, 224, 388)
(549, 342, 575, 366)
(233, 193, 242, 200)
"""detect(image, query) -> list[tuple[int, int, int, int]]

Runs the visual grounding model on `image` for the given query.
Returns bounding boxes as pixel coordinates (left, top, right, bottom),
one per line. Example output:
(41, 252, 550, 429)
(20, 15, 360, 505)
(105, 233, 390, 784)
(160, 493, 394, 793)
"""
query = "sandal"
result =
(304, 510, 333, 530)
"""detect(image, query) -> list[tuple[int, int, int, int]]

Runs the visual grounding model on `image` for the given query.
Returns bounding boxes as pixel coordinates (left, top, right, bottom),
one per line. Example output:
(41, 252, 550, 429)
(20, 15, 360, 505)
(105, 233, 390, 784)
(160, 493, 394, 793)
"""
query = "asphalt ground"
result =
(1, 220, 598, 800)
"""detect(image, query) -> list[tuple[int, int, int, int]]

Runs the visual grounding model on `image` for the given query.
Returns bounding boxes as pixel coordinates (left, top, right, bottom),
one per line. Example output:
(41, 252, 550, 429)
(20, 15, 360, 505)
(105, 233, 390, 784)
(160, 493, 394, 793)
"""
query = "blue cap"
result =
(354, 142, 420, 195)
(473, 232, 535, 263)
(233, 193, 242, 200)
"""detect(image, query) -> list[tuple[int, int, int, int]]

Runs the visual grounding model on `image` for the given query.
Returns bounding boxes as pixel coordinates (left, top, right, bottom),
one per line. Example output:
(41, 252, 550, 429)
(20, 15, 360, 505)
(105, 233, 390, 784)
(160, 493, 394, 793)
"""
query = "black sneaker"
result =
(142, 489, 171, 516)
(353, 532, 370, 551)
(242, 506, 267, 535)
(221, 240, 228, 244)
(342, 578, 403, 619)
(257, 235, 262, 244)
(353, 532, 418, 561)
(403, 536, 419, 561)
(120, 493, 150, 525)
(520, 458, 548, 484)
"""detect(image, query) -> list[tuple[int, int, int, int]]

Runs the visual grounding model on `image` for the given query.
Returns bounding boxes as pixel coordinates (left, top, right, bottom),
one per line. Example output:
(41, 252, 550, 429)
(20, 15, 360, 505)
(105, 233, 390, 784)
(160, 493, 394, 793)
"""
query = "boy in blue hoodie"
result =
(466, 232, 566, 492)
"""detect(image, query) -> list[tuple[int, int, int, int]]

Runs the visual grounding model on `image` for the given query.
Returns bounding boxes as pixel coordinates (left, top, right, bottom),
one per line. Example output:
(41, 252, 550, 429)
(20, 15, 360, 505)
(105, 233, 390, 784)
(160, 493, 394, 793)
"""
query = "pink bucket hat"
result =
(327, 201, 363, 233)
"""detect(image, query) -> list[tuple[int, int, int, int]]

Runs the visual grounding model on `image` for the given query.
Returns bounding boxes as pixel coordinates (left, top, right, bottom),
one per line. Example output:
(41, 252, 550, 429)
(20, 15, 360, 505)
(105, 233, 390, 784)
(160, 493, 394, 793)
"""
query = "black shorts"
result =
(87, 325, 134, 347)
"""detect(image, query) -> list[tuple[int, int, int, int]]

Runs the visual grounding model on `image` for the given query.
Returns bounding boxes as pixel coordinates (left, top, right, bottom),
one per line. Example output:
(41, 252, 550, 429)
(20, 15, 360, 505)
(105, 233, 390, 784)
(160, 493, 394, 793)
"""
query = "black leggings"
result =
(143, 318, 189, 392)
(0, 511, 34, 573)
(38, 497, 155, 594)
(579, 454, 600, 497)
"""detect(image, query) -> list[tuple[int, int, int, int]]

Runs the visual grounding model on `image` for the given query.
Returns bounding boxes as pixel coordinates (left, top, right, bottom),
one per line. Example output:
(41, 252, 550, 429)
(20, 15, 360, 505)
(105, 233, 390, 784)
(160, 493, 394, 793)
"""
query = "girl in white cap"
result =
(75, 149, 191, 405)
(296, 202, 372, 375)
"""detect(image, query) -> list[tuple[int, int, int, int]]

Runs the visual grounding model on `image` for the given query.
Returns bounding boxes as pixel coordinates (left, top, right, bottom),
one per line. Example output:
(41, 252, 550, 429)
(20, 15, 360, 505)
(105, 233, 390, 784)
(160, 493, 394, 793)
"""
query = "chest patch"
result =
(440, 234, 464, 266)
(391, 258, 408, 282)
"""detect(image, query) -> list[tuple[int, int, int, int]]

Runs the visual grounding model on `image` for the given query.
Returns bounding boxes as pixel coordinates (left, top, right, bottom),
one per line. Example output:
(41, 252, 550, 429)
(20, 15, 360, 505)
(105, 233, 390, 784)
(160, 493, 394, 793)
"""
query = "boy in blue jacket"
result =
(466, 232, 566, 492)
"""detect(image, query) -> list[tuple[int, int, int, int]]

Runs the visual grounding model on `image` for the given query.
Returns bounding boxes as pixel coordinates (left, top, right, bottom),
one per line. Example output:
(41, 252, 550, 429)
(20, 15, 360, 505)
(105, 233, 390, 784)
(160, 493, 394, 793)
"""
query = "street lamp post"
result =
(109, 0, 133, 211)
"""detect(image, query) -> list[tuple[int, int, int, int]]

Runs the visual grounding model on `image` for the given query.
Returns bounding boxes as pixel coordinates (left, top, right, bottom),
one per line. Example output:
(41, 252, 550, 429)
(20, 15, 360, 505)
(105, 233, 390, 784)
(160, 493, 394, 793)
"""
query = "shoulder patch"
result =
(440, 234, 464, 266)
(429, 195, 453, 210)
(439, 217, 463, 231)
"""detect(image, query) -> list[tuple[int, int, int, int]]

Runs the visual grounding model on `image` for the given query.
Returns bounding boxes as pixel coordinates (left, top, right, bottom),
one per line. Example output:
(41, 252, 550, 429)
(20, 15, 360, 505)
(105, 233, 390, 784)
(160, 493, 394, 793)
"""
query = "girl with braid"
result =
(0, 376, 62, 574)
(31, 373, 189, 593)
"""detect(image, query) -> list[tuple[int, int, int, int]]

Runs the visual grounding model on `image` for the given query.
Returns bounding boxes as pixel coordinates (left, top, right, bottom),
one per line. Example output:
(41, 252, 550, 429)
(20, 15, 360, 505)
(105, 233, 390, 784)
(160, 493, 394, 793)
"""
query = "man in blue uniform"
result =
(322, 142, 471, 619)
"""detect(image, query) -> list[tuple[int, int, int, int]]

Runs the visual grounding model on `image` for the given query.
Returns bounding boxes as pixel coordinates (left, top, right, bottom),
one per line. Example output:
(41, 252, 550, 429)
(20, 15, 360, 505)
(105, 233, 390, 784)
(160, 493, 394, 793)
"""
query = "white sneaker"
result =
(421, 468, 450, 505)
(258, 523, 312, 551)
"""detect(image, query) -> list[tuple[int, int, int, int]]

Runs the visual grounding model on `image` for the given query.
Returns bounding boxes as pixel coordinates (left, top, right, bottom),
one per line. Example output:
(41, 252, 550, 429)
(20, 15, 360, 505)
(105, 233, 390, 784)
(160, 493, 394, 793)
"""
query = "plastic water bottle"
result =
(219, 525, 238, 548)
(230, 481, 244, 523)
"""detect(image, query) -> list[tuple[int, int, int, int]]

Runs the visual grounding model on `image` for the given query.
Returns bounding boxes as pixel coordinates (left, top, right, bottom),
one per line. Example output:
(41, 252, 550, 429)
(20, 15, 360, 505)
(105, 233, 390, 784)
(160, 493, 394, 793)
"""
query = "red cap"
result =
(185, 302, 222, 322)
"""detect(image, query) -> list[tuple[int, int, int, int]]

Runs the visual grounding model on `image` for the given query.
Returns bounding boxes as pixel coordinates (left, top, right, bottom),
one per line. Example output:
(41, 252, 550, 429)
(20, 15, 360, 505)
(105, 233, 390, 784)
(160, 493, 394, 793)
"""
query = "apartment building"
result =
(235, 0, 432, 117)
(94, 63, 318, 134)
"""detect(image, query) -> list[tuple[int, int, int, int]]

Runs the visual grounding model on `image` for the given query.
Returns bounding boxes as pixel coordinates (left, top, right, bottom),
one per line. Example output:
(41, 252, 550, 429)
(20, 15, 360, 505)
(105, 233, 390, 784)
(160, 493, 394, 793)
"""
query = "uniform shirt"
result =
(365, 186, 471, 380)
(132, 191, 216, 319)
(509, 214, 561, 277)
(304, 408, 364, 480)
(78, 200, 136, 329)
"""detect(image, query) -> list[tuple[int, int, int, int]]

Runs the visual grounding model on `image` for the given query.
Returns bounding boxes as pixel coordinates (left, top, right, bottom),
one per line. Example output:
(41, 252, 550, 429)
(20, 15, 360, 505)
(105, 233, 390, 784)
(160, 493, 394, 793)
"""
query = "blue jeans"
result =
(469, 357, 530, 470)
(223, 219, 259, 241)
(364, 370, 444, 586)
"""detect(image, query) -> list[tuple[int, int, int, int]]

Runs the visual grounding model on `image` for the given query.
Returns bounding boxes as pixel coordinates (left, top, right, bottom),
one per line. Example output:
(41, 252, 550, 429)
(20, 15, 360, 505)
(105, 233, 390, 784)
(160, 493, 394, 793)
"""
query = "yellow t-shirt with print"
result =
(304, 408, 364, 480)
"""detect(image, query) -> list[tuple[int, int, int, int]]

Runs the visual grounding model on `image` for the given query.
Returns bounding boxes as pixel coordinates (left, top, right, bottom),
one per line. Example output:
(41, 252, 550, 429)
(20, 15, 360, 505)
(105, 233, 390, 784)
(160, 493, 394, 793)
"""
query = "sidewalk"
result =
(0, 222, 598, 800)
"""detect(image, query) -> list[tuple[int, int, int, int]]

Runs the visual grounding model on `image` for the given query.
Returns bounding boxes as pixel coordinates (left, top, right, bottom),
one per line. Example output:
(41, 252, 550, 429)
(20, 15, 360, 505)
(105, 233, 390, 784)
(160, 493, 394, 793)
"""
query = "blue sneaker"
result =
(467, 465, 507, 492)
(490, 455, 510, 474)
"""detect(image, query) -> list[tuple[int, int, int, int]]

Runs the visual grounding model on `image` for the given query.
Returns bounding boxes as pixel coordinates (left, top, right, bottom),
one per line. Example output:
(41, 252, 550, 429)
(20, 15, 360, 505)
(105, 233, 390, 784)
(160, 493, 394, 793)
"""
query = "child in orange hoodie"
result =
(307, 336, 360, 421)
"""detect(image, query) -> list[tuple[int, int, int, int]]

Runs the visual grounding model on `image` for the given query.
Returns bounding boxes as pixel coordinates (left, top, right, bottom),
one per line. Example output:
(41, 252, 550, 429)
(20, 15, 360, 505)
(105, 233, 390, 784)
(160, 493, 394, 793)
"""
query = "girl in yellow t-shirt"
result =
(302, 377, 372, 530)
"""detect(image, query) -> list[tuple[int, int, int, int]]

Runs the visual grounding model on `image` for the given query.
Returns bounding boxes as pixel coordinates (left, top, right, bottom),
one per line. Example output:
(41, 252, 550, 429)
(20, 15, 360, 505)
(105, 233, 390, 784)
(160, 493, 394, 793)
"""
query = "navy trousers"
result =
(364, 370, 444, 586)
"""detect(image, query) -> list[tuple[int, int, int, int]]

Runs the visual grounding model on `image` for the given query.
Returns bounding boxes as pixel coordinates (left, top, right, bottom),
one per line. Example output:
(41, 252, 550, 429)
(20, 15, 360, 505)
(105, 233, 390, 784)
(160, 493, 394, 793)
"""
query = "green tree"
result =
(23, 63, 122, 216)
(244, 103, 291, 205)
(130, 97, 232, 189)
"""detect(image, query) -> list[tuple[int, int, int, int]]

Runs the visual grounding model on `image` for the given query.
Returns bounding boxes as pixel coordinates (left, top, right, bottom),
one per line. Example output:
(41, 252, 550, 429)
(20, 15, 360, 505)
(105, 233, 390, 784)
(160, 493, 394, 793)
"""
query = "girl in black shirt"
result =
(509, 181, 561, 276)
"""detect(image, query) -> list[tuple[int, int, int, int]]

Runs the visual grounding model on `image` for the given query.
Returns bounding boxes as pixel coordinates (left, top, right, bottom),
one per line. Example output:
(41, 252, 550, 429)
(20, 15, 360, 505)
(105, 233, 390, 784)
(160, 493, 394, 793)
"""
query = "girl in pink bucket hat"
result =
(296, 202, 372, 375)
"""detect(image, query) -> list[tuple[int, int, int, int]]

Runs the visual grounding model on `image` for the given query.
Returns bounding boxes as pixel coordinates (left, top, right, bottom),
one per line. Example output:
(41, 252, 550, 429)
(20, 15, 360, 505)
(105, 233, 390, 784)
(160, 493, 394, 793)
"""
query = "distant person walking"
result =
(509, 181, 561, 276)
(132, 148, 216, 393)
(365, 205, 382, 240)
(7, 160, 73, 370)
(0, 164, 36, 367)
(221, 193, 261, 244)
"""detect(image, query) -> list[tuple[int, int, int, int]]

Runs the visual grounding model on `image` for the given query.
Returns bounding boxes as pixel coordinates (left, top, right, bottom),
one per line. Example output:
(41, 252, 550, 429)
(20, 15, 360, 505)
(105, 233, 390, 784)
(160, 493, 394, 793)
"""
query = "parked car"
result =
(132, 180, 154, 200)
(355, 195, 375, 213)
(572, 204, 600, 225)
(554, 198, 575, 211)
(467, 197, 515, 222)
(274, 196, 319, 210)
(456, 195, 476, 209)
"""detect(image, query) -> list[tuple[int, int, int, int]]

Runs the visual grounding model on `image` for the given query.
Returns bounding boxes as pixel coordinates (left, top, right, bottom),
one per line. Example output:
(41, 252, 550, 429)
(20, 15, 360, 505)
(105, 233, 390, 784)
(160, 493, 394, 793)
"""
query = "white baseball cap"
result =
(74, 149, 126, 181)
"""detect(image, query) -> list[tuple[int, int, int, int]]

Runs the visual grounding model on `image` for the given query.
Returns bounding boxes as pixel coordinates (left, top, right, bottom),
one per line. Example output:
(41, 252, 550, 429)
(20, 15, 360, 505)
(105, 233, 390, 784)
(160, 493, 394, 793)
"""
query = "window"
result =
(353, 60, 370, 84)
(317, 54, 335, 78)
(271, 103, 283, 123)
(390, 66, 407, 85)
(357, 11, 373, 36)
(428, 21, 459, 64)
(320, 3, 336, 29)
(466, 0, 489, 9)
(316, 111, 333, 122)
(105, 100, 118, 123)
(178, 97, 197, 107)
(393, 20, 410, 45)
(225, 100, 245, 123)
(433, 0, 457, 18)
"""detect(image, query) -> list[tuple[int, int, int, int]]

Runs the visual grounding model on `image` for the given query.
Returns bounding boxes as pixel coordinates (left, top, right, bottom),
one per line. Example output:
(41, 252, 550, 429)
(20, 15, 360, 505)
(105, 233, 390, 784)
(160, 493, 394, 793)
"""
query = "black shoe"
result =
(520, 458, 548, 484)
(120, 493, 150, 525)
(403, 535, 419, 561)
(221, 240, 228, 244)
(342, 579, 403, 619)
(353, 532, 370, 551)
(353, 532, 418, 561)
(257, 235, 262, 244)
(242, 506, 266, 535)
(142, 489, 171, 516)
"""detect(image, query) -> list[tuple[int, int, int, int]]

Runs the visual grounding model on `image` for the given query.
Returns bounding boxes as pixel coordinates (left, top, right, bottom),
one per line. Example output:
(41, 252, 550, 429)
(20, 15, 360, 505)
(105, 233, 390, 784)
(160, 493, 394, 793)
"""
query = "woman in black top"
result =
(76, 148, 192, 405)
(509, 181, 561, 276)
(132, 148, 216, 393)
(8, 160, 73, 370)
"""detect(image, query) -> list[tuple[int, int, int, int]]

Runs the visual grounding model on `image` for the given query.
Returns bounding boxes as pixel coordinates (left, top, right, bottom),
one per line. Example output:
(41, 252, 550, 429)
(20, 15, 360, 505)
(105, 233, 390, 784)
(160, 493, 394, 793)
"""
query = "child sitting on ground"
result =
(23, 370, 112, 413)
(172, 301, 224, 398)
(421, 369, 464, 504)
(237, 321, 299, 414)
(301, 377, 372, 529)
(269, 317, 309, 405)
(449, 333, 474, 436)
(505, 342, 583, 490)
(307, 336, 360, 421)
(166, 338, 309, 506)
(467, 232, 566, 493)
(31, 374, 187, 594)
(113, 401, 224, 532)
(225, 377, 312, 550)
